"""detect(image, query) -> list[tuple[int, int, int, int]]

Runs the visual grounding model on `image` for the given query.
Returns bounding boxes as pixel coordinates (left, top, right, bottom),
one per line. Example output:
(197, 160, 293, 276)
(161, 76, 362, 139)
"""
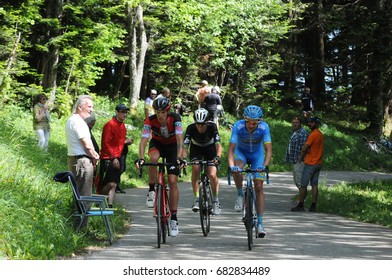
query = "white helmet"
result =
(193, 108, 209, 124)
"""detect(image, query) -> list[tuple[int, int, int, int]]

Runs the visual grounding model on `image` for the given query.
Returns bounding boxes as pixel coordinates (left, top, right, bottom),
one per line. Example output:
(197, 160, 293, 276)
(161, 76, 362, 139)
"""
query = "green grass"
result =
(317, 180, 392, 228)
(1, 99, 392, 259)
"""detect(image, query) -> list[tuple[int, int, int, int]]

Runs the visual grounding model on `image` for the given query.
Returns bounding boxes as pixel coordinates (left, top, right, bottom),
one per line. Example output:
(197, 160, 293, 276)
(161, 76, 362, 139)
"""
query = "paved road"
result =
(76, 171, 392, 260)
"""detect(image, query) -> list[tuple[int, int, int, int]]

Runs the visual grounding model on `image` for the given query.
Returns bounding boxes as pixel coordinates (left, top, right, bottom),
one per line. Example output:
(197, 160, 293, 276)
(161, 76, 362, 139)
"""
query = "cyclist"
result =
(227, 105, 272, 238)
(183, 108, 223, 215)
(135, 97, 185, 237)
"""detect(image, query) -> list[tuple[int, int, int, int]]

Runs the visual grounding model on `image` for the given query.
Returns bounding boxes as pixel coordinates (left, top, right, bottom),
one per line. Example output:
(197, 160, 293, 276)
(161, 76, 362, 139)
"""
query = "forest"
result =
(1, 0, 392, 136)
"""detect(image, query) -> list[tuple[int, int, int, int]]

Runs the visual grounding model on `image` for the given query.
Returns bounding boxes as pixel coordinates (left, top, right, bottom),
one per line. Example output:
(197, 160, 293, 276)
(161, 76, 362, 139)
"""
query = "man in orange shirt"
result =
(291, 116, 323, 212)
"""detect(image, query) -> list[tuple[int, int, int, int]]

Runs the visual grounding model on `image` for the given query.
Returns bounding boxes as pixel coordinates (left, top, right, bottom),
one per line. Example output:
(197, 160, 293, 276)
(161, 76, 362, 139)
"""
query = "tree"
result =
(127, 3, 149, 109)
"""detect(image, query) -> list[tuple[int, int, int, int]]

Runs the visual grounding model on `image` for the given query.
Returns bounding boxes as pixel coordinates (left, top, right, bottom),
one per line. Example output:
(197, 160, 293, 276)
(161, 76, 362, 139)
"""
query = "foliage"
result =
(0, 105, 129, 260)
(317, 180, 392, 229)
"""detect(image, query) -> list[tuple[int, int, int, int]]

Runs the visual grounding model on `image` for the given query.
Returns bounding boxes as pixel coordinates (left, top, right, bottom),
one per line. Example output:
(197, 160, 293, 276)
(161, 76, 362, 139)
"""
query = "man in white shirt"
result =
(65, 95, 100, 197)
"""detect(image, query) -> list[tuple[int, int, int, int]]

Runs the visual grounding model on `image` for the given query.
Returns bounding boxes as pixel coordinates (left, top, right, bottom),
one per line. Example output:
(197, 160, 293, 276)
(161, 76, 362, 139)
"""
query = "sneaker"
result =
(291, 203, 305, 212)
(309, 204, 316, 212)
(234, 195, 243, 212)
(257, 224, 267, 238)
(212, 200, 221, 215)
(192, 198, 200, 212)
(115, 186, 126, 193)
(146, 191, 155, 208)
(169, 220, 179, 237)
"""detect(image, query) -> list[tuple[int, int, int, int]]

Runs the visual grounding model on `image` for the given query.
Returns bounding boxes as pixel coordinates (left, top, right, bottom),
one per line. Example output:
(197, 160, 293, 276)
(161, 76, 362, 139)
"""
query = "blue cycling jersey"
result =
(229, 119, 271, 153)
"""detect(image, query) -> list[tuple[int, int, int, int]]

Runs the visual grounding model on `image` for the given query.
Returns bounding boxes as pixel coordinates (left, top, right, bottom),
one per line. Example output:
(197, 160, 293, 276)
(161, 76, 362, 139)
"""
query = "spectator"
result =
(116, 132, 133, 194)
(33, 94, 50, 152)
(227, 105, 272, 238)
(183, 108, 222, 214)
(144, 89, 157, 119)
(301, 87, 315, 119)
(291, 116, 323, 212)
(156, 87, 171, 100)
(203, 86, 222, 130)
(195, 80, 210, 108)
(99, 104, 133, 207)
(285, 116, 309, 190)
(84, 112, 99, 155)
(65, 95, 100, 201)
(135, 97, 185, 237)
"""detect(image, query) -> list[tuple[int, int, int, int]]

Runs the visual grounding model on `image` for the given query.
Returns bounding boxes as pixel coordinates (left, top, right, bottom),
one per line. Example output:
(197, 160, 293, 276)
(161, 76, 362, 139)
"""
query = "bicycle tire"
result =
(245, 187, 253, 250)
(162, 187, 168, 244)
(199, 181, 210, 236)
(156, 185, 162, 248)
(206, 183, 212, 232)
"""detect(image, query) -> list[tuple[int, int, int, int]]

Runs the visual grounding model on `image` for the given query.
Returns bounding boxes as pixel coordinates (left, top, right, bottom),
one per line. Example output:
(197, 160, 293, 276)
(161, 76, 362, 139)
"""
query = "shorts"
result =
(189, 144, 217, 166)
(100, 159, 122, 185)
(208, 110, 219, 124)
(300, 164, 322, 188)
(234, 148, 266, 180)
(149, 138, 179, 176)
(292, 161, 305, 188)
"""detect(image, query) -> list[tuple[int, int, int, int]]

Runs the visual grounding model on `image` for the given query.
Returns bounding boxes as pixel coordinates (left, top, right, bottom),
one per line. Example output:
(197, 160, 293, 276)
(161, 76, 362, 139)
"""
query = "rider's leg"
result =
(191, 165, 201, 198)
(168, 174, 179, 218)
(207, 165, 219, 198)
(147, 148, 160, 191)
(254, 179, 265, 227)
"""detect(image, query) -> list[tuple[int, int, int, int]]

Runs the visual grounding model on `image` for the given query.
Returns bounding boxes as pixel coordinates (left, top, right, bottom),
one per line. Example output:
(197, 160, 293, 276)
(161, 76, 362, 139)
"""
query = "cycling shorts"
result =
(148, 138, 179, 176)
(234, 148, 266, 180)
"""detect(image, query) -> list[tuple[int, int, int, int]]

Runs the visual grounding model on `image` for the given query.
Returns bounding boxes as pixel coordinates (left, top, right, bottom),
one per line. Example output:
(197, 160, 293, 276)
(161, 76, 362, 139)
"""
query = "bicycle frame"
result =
(186, 160, 215, 236)
(228, 165, 269, 250)
(138, 161, 172, 248)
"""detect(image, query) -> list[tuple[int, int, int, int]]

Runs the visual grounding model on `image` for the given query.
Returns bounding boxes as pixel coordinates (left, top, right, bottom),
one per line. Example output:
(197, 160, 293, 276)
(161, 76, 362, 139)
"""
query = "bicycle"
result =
(363, 136, 392, 154)
(138, 160, 173, 248)
(228, 164, 269, 250)
(185, 160, 217, 236)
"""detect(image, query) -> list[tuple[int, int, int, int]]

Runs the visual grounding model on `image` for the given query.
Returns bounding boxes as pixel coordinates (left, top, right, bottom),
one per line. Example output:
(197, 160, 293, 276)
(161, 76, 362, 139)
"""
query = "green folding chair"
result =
(53, 171, 115, 244)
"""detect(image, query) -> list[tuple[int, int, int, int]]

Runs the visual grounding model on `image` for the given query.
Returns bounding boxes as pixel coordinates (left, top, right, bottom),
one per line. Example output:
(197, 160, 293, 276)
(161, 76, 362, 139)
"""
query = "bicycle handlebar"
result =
(227, 166, 270, 185)
(138, 161, 183, 178)
(183, 160, 220, 176)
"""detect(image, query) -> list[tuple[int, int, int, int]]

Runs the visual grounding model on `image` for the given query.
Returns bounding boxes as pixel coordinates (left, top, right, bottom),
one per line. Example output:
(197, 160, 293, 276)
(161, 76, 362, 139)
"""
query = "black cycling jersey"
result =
(184, 122, 220, 148)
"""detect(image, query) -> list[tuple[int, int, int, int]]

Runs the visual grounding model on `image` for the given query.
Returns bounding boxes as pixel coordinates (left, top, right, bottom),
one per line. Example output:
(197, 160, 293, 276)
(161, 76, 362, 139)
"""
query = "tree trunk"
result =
(41, 0, 63, 100)
(311, 0, 326, 104)
(362, 0, 391, 136)
(0, 31, 21, 89)
(127, 4, 149, 109)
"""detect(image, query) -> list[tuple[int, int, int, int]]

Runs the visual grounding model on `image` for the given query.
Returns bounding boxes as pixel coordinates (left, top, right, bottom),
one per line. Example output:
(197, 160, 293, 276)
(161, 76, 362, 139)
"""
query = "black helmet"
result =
(153, 97, 171, 111)
(308, 116, 321, 124)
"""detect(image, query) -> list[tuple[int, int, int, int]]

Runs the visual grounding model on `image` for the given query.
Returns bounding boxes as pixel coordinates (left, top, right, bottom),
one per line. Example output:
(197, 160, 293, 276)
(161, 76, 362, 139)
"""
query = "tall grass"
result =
(1, 99, 392, 259)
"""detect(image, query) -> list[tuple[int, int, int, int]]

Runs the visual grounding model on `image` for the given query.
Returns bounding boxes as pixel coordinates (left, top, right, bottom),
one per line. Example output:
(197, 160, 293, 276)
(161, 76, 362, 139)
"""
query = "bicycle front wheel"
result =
(199, 183, 210, 236)
(155, 185, 162, 248)
(162, 187, 168, 244)
(245, 187, 253, 250)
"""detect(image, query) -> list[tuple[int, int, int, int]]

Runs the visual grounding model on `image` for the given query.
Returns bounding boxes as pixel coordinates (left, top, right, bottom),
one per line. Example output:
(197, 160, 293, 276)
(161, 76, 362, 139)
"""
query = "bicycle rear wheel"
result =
(155, 185, 162, 248)
(245, 187, 253, 250)
(199, 183, 210, 236)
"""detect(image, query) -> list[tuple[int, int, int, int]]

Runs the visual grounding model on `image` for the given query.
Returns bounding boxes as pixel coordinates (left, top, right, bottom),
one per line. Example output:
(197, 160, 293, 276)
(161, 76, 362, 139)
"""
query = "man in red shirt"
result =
(100, 104, 133, 207)
(291, 116, 323, 212)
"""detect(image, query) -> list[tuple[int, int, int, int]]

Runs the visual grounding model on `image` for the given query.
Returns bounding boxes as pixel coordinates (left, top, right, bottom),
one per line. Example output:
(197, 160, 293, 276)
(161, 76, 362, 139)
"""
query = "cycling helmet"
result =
(152, 97, 171, 111)
(194, 108, 209, 124)
(243, 105, 263, 121)
(308, 116, 321, 124)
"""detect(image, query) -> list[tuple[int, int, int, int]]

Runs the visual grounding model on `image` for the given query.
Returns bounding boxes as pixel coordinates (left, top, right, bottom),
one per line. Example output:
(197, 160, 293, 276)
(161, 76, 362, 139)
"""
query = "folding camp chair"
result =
(53, 171, 115, 244)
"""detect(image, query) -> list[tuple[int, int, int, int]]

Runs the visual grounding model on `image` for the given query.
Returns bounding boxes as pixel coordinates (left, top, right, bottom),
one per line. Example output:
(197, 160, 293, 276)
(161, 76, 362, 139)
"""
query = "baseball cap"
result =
(115, 104, 130, 111)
